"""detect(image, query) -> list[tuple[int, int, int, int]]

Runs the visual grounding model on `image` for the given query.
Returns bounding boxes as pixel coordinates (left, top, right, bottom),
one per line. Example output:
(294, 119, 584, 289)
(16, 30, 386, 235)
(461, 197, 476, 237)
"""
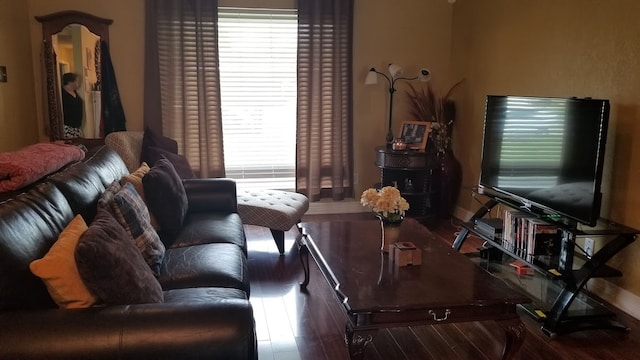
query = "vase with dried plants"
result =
(404, 79, 464, 155)
(404, 80, 464, 217)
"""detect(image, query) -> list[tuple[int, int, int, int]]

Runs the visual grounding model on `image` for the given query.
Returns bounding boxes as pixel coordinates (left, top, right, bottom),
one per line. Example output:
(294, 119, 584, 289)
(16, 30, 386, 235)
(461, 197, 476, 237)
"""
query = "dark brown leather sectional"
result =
(0, 146, 256, 359)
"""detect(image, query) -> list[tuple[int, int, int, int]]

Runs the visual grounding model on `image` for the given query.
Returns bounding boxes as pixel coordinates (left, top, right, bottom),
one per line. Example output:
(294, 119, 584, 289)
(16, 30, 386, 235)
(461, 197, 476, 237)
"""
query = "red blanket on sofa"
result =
(0, 143, 85, 192)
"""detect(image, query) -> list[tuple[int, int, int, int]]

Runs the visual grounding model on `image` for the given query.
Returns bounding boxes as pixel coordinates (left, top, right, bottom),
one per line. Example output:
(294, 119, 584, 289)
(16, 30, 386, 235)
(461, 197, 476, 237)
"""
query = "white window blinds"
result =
(218, 8, 298, 191)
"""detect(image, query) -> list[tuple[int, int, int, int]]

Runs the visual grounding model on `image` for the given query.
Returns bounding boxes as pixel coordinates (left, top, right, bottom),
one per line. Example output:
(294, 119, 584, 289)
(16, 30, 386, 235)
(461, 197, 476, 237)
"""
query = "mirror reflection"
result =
(54, 24, 101, 139)
(36, 11, 112, 142)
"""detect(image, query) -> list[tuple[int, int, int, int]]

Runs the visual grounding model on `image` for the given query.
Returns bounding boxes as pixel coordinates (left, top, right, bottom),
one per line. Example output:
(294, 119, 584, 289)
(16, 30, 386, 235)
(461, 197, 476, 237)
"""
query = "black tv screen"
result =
(478, 95, 610, 227)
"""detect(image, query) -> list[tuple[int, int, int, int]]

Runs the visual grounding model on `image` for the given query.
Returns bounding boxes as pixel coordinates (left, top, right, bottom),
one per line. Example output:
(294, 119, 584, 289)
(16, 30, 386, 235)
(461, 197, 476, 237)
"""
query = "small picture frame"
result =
(399, 121, 430, 151)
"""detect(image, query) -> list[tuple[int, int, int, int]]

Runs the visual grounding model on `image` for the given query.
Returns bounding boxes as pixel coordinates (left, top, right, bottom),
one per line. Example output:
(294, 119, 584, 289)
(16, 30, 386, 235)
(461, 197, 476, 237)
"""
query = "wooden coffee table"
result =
(297, 218, 530, 360)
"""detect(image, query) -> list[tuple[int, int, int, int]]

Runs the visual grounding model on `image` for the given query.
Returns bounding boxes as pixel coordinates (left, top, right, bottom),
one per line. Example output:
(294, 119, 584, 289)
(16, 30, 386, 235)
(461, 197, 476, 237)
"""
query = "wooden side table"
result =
(375, 146, 437, 219)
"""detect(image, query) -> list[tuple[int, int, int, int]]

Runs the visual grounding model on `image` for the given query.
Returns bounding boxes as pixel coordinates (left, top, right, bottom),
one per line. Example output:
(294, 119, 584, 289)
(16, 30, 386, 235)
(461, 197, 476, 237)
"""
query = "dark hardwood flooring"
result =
(246, 213, 640, 360)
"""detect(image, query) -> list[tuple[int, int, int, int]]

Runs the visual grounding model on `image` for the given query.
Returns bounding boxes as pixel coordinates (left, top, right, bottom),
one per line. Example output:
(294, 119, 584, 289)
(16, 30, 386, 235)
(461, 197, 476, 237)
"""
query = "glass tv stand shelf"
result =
(453, 195, 638, 337)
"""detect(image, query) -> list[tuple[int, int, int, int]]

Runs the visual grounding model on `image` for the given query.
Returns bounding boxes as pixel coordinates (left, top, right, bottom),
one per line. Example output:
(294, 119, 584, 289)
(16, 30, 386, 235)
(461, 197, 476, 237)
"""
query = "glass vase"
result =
(379, 218, 403, 253)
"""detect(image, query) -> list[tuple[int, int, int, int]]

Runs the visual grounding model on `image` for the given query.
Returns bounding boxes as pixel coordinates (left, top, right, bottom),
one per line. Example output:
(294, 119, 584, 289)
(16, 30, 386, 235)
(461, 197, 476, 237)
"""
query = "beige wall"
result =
(353, 0, 454, 194)
(450, 0, 640, 298)
(0, 0, 38, 152)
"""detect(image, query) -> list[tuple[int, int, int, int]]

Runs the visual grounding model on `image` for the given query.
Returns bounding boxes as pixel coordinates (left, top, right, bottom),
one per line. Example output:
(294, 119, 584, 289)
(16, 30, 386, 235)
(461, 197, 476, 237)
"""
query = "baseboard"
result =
(587, 278, 640, 320)
(453, 205, 639, 320)
(453, 205, 474, 223)
(306, 199, 368, 215)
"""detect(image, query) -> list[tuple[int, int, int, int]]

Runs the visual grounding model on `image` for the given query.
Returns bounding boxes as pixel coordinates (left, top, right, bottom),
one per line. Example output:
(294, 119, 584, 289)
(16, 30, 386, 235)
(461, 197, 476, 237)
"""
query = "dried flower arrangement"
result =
(405, 79, 464, 154)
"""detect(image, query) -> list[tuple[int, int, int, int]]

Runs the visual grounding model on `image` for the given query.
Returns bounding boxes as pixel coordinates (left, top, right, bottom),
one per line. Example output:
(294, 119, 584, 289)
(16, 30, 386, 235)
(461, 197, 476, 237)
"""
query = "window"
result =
(218, 8, 297, 191)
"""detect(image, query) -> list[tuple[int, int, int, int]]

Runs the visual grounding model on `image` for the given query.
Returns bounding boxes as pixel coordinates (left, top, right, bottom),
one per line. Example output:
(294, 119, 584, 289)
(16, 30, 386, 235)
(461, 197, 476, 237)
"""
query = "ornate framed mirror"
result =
(36, 11, 112, 141)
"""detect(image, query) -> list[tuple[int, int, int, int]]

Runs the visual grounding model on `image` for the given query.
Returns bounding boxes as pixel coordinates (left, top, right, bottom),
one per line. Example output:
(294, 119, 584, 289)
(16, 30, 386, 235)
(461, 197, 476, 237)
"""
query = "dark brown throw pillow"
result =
(142, 158, 189, 247)
(141, 127, 178, 166)
(146, 146, 195, 179)
(75, 208, 164, 305)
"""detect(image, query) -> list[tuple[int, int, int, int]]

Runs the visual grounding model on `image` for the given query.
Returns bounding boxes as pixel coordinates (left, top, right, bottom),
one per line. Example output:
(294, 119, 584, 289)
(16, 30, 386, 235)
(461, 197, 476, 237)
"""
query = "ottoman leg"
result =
(270, 229, 285, 255)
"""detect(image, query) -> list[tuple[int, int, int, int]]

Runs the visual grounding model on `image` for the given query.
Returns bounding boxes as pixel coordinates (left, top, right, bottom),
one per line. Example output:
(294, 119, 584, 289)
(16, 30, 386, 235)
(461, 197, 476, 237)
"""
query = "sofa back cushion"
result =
(49, 146, 129, 223)
(0, 183, 74, 310)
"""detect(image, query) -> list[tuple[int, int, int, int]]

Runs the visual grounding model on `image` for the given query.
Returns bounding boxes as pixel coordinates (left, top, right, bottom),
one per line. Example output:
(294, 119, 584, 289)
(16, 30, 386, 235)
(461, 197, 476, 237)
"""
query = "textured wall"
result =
(0, 0, 38, 151)
(450, 0, 640, 298)
(353, 0, 454, 194)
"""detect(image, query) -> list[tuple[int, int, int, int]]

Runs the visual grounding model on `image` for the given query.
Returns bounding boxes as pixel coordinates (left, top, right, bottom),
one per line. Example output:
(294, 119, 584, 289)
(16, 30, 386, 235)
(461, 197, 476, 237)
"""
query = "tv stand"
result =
(454, 195, 638, 337)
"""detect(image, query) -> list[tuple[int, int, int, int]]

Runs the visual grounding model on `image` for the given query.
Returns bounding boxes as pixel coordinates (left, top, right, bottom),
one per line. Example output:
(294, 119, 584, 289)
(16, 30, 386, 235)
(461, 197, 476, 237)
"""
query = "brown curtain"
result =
(296, 0, 354, 201)
(144, 0, 225, 178)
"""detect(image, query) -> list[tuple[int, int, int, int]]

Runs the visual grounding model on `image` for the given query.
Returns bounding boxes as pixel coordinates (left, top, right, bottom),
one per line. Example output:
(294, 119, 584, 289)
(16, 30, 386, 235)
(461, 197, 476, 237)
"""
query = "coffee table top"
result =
(301, 218, 530, 316)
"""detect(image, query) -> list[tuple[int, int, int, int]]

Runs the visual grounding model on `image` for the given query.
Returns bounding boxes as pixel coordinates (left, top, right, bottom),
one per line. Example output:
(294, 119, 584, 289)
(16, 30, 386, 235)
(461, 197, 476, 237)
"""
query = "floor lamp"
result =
(365, 64, 431, 146)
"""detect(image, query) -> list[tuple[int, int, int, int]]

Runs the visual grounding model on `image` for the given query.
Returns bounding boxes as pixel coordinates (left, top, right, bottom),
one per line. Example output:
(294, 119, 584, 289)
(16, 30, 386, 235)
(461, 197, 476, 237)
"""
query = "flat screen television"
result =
(478, 95, 610, 227)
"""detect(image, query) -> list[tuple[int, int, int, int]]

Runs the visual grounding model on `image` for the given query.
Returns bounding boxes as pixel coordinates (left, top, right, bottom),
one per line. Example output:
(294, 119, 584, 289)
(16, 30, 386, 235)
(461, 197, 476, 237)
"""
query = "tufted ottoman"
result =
(237, 189, 310, 254)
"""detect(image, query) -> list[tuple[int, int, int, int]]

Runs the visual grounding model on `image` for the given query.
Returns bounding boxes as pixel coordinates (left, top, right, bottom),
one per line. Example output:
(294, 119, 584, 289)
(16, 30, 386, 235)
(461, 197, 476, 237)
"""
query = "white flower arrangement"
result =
(360, 186, 409, 222)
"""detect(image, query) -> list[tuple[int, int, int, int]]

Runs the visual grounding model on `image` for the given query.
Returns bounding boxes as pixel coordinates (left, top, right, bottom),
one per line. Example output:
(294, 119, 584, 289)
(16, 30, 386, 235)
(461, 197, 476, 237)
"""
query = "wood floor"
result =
(246, 213, 640, 360)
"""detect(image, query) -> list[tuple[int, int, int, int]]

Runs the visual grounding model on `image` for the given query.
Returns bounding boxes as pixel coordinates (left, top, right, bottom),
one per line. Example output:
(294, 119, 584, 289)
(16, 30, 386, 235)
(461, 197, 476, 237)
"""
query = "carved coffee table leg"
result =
(497, 317, 526, 360)
(298, 234, 310, 291)
(344, 323, 375, 360)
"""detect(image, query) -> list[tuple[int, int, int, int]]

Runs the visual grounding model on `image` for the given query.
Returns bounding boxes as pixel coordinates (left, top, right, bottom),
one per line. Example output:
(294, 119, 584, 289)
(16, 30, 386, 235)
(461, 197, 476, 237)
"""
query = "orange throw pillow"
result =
(30, 215, 97, 309)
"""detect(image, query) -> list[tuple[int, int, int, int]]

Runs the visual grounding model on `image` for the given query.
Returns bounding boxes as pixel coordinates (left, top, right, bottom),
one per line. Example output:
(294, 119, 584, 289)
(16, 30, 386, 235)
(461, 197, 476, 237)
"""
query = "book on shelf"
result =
(526, 218, 560, 265)
(501, 209, 531, 255)
(501, 210, 561, 268)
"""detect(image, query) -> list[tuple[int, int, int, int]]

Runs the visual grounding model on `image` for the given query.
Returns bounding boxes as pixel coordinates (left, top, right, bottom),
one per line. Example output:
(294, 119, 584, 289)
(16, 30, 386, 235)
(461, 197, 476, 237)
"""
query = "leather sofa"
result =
(0, 145, 257, 359)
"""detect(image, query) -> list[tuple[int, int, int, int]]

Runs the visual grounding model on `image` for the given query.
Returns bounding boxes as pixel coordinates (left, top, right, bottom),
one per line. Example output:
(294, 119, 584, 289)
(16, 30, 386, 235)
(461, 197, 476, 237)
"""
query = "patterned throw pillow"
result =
(29, 215, 98, 309)
(97, 180, 121, 214)
(75, 207, 164, 305)
(110, 182, 165, 276)
(120, 162, 159, 229)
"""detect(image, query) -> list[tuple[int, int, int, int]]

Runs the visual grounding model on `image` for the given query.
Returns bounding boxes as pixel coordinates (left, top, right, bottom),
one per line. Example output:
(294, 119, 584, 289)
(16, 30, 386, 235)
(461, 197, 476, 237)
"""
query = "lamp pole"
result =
(366, 66, 430, 147)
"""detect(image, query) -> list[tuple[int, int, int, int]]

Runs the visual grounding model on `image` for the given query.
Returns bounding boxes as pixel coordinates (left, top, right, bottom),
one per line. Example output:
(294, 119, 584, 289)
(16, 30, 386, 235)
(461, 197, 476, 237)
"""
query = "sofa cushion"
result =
(48, 147, 129, 224)
(111, 182, 165, 276)
(0, 183, 73, 311)
(174, 212, 247, 254)
(29, 215, 97, 309)
(163, 287, 248, 303)
(146, 146, 195, 179)
(85, 146, 130, 189)
(141, 127, 178, 166)
(159, 243, 250, 295)
(143, 158, 188, 247)
(75, 208, 164, 305)
(48, 162, 106, 223)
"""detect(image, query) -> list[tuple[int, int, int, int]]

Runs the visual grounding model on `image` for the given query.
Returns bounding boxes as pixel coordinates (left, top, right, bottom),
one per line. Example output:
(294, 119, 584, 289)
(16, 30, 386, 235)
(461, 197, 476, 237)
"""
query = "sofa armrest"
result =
(0, 299, 256, 360)
(183, 178, 238, 213)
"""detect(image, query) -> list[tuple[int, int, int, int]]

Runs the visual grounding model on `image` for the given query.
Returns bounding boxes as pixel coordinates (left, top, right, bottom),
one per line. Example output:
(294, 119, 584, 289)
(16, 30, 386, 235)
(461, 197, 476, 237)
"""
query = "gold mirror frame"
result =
(35, 11, 112, 141)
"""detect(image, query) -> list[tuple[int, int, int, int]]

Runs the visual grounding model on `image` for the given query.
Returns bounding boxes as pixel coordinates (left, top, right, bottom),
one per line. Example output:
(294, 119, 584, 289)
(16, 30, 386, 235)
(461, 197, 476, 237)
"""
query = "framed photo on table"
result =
(399, 121, 430, 151)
